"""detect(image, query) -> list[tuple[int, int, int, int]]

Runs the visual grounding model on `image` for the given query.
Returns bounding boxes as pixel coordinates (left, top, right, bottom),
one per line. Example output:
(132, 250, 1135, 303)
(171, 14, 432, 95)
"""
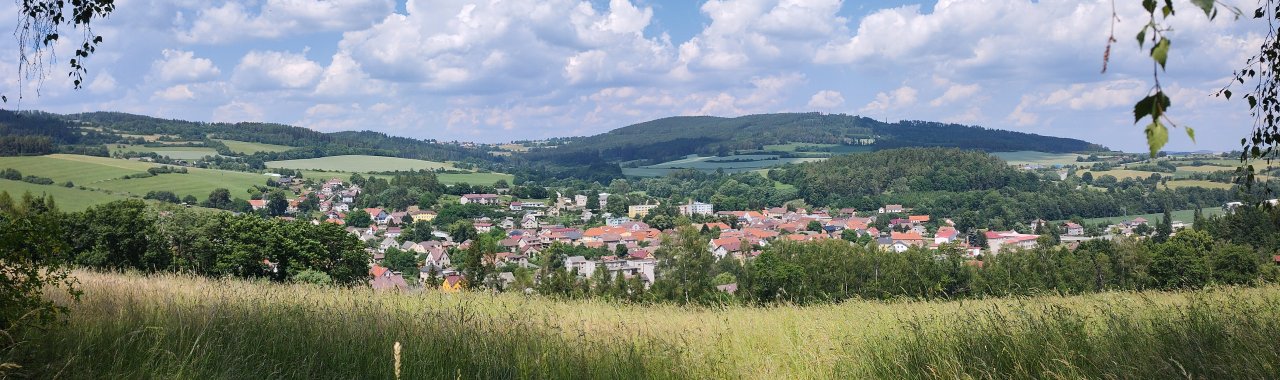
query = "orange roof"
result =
(891, 231, 924, 241)
(845, 220, 869, 230)
(370, 265, 389, 277)
(909, 215, 931, 223)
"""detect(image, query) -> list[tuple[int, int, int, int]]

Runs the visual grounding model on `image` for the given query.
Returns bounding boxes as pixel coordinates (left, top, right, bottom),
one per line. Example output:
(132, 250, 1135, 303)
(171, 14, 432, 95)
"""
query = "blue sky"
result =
(0, 0, 1264, 152)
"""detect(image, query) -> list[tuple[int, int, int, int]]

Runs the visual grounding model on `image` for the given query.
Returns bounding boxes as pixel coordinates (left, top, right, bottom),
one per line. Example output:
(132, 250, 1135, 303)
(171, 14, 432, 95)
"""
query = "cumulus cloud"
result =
(807, 90, 844, 109)
(153, 85, 196, 101)
(338, 0, 672, 91)
(213, 100, 265, 122)
(151, 49, 221, 83)
(177, 0, 395, 44)
(231, 50, 324, 90)
(930, 83, 981, 107)
(860, 86, 918, 113)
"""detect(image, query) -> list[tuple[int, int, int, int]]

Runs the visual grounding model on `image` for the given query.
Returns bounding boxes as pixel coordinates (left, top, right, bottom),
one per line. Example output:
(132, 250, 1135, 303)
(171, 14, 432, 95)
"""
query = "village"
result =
(246, 176, 1185, 292)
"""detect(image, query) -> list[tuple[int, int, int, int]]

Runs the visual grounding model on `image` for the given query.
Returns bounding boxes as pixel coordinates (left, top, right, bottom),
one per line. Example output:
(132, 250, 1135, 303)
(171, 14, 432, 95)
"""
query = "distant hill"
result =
(64, 112, 488, 163)
(541, 113, 1108, 164)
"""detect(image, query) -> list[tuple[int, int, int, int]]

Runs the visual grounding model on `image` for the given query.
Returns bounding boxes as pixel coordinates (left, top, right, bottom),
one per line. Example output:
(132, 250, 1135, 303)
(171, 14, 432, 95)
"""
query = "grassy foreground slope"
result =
(13, 272, 1280, 379)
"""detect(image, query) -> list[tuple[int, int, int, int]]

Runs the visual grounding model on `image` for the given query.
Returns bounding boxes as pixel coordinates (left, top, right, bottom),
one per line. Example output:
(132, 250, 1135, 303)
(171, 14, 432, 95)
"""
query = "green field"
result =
(992, 151, 1087, 166)
(267, 155, 457, 172)
(624, 154, 824, 177)
(1165, 180, 1235, 190)
(0, 179, 129, 211)
(0, 154, 271, 203)
(1071, 207, 1226, 226)
(11, 271, 1280, 379)
(106, 144, 221, 160)
(1080, 169, 1165, 181)
(216, 139, 296, 154)
(296, 168, 512, 186)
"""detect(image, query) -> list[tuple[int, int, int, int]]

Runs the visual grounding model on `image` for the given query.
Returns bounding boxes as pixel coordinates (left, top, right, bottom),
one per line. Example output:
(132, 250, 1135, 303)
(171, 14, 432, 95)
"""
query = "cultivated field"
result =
(0, 179, 129, 211)
(266, 155, 457, 172)
(1080, 169, 1165, 181)
(0, 154, 271, 202)
(215, 139, 296, 154)
(10, 271, 1280, 379)
(106, 144, 221, 160)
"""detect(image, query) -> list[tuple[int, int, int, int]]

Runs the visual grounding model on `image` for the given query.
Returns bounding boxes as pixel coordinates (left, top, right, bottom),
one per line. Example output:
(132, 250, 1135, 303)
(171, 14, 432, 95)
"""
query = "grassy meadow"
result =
(0, 154, 271, 202)
(266, 155, 458, 172)
(1070, 207, 1226, 225)
(106, 144, 222, 160)
(9, 271, 1280, 379)
(215, 139, 296, 154)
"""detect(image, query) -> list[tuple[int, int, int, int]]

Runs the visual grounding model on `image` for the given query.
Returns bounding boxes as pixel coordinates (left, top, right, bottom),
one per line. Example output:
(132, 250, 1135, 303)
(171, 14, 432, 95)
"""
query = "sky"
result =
(0, 0, 1267, 152)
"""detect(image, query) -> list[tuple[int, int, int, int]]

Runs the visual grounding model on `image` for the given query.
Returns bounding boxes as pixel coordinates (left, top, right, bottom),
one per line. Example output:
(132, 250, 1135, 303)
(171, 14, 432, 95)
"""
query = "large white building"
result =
(679, 201, 714, 216)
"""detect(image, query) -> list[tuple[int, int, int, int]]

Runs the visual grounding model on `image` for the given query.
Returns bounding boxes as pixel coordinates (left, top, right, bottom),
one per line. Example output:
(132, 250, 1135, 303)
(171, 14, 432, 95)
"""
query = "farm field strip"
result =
(266, 155, 458, 172)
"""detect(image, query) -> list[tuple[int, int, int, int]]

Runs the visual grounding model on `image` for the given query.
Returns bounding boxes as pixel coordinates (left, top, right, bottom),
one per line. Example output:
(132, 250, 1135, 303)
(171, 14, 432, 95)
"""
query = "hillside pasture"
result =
(11, 271, 1280, 379)
(0, 154, 271, 202)
(0, 179, 129, 211)
(992, 151, 1086, 166)
(266, 155, 456, 172)
(107, 144, 221, 160)
(216, 139, 295, 154)
(1070, 207, 1226, 226)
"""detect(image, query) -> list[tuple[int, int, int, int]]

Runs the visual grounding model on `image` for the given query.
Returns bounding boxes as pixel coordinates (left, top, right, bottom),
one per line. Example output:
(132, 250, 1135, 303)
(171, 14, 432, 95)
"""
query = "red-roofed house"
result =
(934, 227, 960, 244)
(248, 199, 267, 211)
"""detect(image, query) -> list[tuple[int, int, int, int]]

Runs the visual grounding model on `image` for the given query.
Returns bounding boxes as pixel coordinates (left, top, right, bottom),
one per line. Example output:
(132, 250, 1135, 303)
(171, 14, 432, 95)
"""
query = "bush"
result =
(291, 269, 334, 286)
(20, 176, 54, 185)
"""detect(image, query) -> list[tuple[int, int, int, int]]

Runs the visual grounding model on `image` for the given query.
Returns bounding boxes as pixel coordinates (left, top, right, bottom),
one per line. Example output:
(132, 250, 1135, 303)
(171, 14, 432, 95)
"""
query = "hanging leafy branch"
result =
(1217, 1, 1280, 187)
(1105, 0, 1239, 157)
(9, 0, 116, 103)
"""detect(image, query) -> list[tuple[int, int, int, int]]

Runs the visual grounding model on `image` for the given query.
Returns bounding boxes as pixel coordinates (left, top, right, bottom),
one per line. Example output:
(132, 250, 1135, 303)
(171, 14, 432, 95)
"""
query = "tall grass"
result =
(9, 271, 1280, 379)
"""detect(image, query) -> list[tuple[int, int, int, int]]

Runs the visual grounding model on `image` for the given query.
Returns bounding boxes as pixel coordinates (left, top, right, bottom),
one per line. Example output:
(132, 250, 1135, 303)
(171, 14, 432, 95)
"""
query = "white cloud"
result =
(213, 100, 265, 122)
(807, 90, 844, 109)
(153, 85, 196, 101)
(151, 49, 221, 83)
(860, 86, 918, 113)
(231, 50, 324, 90)
(88, 72, 118, 93)
(930, 83, 981, 107)
(177, 0, 395, 44)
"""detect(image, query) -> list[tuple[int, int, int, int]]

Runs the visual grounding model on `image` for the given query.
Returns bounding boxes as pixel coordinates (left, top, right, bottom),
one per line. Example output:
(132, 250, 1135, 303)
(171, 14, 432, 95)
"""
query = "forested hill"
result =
(546, 113, 1107, 163)
(61, 111, 490, 163)
(770, 147, 1044, 205)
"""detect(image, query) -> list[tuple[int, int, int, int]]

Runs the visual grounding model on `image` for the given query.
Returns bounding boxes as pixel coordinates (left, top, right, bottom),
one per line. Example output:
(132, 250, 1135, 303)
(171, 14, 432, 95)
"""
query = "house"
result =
(460, 194, 500, 205)
(424, 248, 451, 269)
(1064, 222, 1084, 236)
(371, 275, 408, 291)
(628, 204, 659, 218)
(985, 230, 1040, 254)
(248, 199, 267, 210)
(441, 274, 465, 293)
(890, 231, 926, 247)
(709, 237, 744, 259)
(474, 222, 493, 233)
(908, 215, 930, 224)
(878, 204, 904, 214)
(934, 227, 960, 244)
(564, 256, 597, 277)
(410, 210, 437, 222)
